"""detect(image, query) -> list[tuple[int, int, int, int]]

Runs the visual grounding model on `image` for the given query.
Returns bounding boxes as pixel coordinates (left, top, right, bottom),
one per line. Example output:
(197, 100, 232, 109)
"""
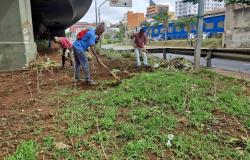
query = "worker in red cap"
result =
(72, 23, 105, 85)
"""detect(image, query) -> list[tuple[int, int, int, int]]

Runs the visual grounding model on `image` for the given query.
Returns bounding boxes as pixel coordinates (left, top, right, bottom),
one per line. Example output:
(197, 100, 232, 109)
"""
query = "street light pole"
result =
(95, 0, 98, 27)
(98, 0, 108, 24)
(194, 0, 205, 71)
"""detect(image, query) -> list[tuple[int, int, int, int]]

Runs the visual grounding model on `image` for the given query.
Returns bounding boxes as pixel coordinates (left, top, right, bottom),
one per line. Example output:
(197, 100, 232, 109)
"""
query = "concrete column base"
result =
(0, 42, 37, 71)
(0, 0, 37, 71)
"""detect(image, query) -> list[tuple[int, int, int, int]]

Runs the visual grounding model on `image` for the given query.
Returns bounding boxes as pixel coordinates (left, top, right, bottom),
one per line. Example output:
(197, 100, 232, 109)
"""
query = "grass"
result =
(7, 141, 38, 160)
(7, 66, 250, 159)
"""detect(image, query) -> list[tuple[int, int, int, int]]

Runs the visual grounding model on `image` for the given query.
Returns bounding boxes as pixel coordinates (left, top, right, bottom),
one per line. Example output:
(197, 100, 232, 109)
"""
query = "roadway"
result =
(102, 44, 250, 74)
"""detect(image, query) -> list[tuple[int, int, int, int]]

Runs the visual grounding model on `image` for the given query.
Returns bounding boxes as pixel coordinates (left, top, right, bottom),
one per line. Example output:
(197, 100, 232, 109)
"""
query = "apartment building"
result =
(175, 0, 224, 18)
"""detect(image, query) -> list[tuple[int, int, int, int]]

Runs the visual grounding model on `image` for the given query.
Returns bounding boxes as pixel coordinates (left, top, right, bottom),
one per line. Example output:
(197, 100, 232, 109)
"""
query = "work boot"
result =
(86, 80, 98, 85)
(144, 65, 151, 70)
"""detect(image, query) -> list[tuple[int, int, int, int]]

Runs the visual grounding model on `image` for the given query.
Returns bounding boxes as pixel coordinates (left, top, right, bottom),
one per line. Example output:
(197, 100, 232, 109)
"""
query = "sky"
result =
(81, 0, 176, 24)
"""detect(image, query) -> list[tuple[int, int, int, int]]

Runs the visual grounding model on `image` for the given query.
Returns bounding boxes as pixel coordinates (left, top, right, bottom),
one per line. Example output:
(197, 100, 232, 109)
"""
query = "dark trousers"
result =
(62, 48, 73, 67)
(73, 47, 91, 81)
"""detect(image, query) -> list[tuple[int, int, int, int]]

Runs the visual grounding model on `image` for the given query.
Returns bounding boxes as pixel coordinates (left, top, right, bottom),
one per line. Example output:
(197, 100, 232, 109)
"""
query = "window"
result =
(205, 22, 214, 29)
(218, 21, 224, 28)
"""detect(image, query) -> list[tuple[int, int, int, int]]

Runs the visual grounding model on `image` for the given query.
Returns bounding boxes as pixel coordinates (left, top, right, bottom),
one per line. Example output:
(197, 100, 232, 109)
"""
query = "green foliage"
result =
(123, 139, 156, 158)
(174, 17, 197, 33)
(7, 141, 38, 160)
(92, 130, 110, 144)
(77, 147, 101, 159)
(117, 23, 126, 41)
(140, 21, 151, 27)
(53, 149, 76, 160)
(100, 107, 117, 129)
(99, 49, 134, 59)
(174, 132, 248, 159)
(66, 123, 86, 137)
(8, 60, 250, 159)
(118, 123, 141, 140)
(42, 136, 55, 151)
(153, 11, 169, 26)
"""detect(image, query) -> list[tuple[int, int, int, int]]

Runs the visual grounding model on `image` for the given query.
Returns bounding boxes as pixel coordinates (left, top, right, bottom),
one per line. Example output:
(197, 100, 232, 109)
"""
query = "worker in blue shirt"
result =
(72, 23, 105, 85)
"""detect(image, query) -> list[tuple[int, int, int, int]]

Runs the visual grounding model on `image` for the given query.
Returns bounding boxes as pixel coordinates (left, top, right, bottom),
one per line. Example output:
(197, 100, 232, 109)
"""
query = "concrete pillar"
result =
(224, 4, 250, 48)
(0, 0, 37, 71)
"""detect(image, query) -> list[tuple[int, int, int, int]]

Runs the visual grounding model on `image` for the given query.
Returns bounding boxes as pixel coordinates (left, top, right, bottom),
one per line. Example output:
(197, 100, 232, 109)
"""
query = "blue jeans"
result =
(134, 48, 148, 67)
(73, 47, 91, 81)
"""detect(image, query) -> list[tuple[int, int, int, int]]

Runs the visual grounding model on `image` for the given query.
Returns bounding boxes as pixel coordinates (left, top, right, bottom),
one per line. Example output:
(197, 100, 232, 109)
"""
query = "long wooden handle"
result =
(98, 60, 120, 81)
(88, 50, 120, 81)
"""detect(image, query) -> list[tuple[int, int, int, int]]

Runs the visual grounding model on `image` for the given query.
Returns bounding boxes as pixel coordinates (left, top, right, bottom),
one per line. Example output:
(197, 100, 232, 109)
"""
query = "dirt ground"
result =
(0, 50, 249, 159)
(0, 50, 138, 158)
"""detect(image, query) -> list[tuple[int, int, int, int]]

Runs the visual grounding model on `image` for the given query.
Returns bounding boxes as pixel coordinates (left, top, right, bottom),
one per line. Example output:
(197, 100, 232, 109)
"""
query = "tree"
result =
(182, 0, 249, 4)
(175, 17, 196, 33)
(153, 11, 174, 40)
(117, 23, 126, 41)
(174, 17, 196, 46)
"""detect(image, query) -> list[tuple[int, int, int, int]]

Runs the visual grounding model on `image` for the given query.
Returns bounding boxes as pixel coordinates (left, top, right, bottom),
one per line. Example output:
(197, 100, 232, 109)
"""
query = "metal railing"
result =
(116, 47, 250, 68)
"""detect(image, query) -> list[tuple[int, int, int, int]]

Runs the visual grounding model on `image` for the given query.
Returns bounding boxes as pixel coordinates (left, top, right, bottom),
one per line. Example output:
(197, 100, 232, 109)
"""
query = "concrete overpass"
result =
(0, 0, 93, 71)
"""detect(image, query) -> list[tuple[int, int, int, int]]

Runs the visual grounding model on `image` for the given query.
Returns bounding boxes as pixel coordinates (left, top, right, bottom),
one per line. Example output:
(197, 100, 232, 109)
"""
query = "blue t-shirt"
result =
(73, 30, 96, 52)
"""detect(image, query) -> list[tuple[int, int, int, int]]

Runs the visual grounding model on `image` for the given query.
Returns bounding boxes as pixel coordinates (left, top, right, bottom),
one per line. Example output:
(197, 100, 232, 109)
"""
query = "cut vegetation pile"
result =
(1, 49, 250, 159)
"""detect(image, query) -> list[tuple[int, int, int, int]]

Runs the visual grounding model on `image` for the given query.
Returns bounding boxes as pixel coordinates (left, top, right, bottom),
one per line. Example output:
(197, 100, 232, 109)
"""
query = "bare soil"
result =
(0, 50, 138, 158)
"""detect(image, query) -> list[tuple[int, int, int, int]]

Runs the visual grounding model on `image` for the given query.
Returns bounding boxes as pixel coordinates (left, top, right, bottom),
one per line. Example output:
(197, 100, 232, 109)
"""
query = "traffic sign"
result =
(110, 0, 132, 7)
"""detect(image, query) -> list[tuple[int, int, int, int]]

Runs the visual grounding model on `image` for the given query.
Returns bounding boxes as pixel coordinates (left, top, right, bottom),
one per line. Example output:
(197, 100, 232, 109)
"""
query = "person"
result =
(53, 37, 73, 67)
(72, 23, 105, 85)
(131, 28, 149, 69)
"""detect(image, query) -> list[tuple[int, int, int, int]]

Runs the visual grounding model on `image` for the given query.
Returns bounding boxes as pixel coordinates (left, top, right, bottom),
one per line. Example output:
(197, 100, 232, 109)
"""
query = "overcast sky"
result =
(81, 0, 176, 24)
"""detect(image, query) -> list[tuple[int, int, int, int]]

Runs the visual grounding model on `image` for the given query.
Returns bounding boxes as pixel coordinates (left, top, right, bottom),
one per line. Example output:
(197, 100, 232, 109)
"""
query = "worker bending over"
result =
(72, 23, 105, 85)
(53, 37, 73, 68)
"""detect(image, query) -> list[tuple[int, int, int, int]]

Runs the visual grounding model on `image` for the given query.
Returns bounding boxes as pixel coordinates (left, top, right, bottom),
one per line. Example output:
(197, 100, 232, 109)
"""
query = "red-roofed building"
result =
(68, 22, 95, 39)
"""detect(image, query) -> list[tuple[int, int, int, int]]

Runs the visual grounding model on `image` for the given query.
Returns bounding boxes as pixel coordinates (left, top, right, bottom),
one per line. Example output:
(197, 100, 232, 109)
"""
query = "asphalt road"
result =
(102, 45, 250, 74)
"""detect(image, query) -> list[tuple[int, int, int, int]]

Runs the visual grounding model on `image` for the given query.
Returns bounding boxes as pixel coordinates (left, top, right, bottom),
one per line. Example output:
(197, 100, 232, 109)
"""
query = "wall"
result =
(143, 15, 225, 40)
(224, 4, 250, 48)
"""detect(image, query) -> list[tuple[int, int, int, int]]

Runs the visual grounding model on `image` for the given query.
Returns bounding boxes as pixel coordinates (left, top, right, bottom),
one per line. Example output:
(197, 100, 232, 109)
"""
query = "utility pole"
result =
(95, 0, 98, 27)
(194, 0, 205, 71)
(98, 0, 108, 24)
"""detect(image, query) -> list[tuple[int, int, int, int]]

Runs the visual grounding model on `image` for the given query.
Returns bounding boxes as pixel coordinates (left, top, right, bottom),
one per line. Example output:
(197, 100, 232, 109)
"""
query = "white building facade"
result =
(175, 0, 224, 18)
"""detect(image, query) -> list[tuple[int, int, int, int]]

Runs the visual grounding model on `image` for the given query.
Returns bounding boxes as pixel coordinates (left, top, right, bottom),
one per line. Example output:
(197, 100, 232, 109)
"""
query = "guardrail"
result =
(116, 47, 250, 68)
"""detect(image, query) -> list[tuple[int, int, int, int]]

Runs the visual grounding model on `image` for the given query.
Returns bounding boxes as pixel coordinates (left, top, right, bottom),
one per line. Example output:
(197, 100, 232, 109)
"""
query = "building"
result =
(68, 22, 95, 39)
(175, 0, 224, 18)
(122, 13, 128, 25)
(146, 0, 169, 18)
(127, 11, 145, 29)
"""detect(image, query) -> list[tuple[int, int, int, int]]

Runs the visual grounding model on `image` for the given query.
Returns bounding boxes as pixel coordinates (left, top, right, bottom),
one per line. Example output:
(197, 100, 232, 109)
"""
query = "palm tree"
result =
(153, 11, 174, 40)
(174, 17, 196, 46)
